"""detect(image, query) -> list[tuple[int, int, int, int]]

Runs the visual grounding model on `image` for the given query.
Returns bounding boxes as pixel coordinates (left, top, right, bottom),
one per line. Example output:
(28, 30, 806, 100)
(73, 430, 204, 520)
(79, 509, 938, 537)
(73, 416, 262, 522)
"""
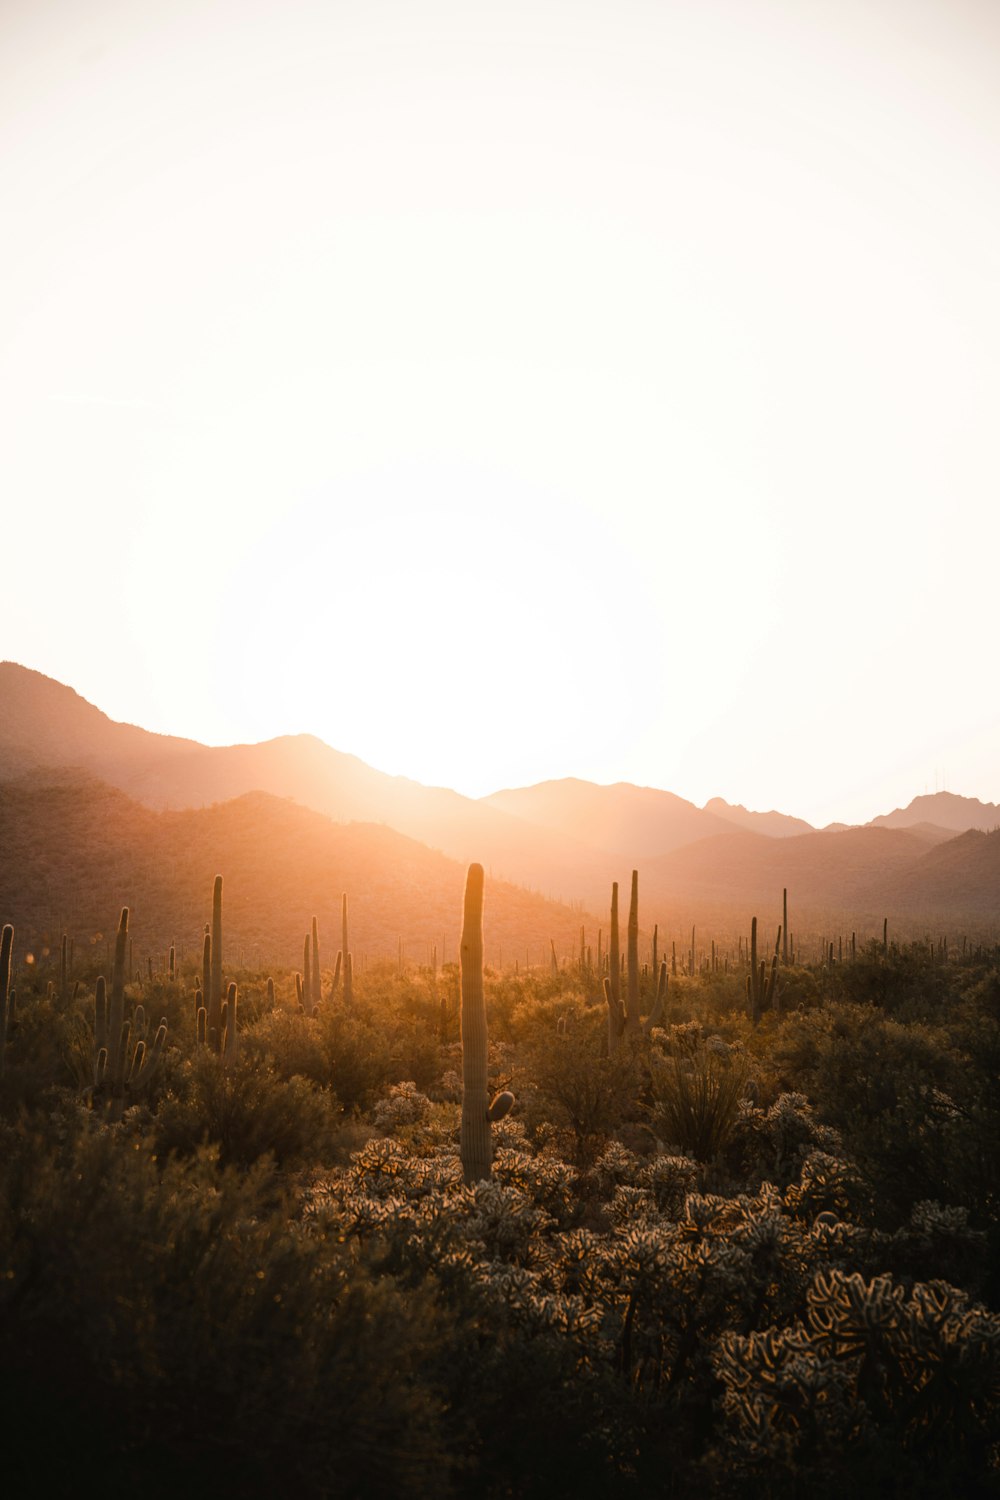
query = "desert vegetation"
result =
(1, 866, 999, 1498)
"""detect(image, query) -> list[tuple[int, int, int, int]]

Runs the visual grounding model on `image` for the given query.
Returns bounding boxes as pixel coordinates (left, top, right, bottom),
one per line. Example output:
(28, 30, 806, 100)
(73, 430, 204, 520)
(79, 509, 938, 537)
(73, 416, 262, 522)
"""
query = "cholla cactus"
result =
(374, 1081, 432, 1132)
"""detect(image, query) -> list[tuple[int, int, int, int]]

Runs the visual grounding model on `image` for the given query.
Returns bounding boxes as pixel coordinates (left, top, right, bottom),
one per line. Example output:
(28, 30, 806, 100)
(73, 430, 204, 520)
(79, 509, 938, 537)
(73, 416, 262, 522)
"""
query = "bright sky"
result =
(2, 0, 998, 827)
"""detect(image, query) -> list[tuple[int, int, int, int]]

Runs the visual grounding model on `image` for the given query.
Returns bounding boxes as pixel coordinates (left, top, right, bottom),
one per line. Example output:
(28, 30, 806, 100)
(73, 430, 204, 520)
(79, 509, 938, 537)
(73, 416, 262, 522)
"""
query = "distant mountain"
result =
(0, 772, 592, 969)
(0, 663, 610, 905)
(4, 663, 998, 938)
(868, 791, 1000, 834)
(703, 797, 814, 839)
(482, 778, 733, 858)
(0, 662, 201, 780)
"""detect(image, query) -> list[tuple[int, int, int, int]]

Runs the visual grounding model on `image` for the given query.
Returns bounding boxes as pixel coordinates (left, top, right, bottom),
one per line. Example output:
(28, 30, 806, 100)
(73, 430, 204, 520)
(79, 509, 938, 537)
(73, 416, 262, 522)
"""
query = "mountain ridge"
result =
(2, 662, 999, 933)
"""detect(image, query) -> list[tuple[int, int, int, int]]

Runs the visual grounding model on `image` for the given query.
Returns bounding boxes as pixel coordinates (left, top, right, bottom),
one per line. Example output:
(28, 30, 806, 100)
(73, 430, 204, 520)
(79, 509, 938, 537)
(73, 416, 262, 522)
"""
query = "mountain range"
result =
(2, 661, 998, 958)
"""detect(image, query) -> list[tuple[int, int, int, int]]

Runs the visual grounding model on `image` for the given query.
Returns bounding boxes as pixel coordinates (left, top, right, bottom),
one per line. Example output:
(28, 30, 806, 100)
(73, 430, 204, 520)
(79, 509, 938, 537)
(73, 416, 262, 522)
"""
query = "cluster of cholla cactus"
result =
(460, 863, 514, 1185)
(714, 1269, 1000, 1471)
(91, 907, 168, 1117)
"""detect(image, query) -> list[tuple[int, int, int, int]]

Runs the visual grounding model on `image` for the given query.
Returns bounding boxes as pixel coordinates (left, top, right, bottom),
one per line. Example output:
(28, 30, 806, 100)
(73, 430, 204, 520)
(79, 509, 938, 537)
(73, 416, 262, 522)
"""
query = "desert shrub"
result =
(649, 1045, 749, 1163)
(315, 1005, 396, 1111)
(775, 1006, 971, 1222)
(0, 1112, 453, 1498)
(0, 995, 93, 1107)
(244, 1006, 329, 1084)
(155, 1050, 340, 1168)
(513, 994, 638, 1162)
(827, 942, 953, 1015)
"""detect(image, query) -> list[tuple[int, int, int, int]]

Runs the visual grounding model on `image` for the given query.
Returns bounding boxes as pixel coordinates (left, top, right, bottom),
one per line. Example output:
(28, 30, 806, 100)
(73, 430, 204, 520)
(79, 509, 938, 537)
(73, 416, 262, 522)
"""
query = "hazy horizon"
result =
(4, 655, 994, 831)
(3, 1, 999, 828)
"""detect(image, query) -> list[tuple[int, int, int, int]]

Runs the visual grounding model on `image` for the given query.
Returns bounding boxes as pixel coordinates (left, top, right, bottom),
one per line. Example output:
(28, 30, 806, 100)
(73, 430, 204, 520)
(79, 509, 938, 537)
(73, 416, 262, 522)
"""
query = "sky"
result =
(2, 0, 999, 828)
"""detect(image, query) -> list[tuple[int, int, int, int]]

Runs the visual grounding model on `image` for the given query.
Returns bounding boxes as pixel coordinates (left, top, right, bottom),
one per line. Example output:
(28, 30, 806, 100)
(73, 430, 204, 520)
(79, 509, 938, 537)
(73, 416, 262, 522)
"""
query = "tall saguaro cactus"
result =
(109, 907, 129, 1049)
(342, 894, 353, 1006)
(782, 888, 789, 964)
(609, 882, 621, 1019)
(311, 915, 322, 1012)
(302, 934, 312, 1017)
(626, 869, 640, 1037)
(747, 915, 778, 1024)
(209, 876, 224, 1050)
(460, 864, 491, 1184)
(604, 976, 625, 1055)
(458, 865, 513, 1185)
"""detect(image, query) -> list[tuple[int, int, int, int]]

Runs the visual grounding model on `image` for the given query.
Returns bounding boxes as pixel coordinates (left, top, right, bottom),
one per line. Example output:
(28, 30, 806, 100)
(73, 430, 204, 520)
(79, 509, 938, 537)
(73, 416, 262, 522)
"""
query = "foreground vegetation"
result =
(1, 883, 998, 1498)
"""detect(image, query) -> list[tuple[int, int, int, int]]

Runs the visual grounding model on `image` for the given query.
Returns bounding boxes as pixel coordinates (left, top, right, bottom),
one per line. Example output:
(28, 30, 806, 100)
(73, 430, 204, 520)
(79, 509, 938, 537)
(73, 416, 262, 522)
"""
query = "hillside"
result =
(0, 772, 596, 972)
(881, 827, 1000, 920)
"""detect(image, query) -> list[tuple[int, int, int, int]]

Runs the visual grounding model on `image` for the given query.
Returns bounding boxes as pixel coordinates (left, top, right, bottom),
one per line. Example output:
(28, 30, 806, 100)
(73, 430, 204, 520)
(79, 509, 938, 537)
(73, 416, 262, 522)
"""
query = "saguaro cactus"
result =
(302, 934, 312, 1016)
(342, 894, 353, 1006)
(604, 976, 626, 1055)
(95, 975, 109, 1055)
(609, 882, 621, 1019)
(109, 907, 129, 1049)
(626, 869, 640, 1037)
(222, 981, 238, 1067)
(209, 877, 223, 1050)
(782, 888, 789, 964)
(644, 960, 668, 1035)
(747, 915, 778, 1024)
(460, 864, 512, 1184)
(311, 916, 322, 1011)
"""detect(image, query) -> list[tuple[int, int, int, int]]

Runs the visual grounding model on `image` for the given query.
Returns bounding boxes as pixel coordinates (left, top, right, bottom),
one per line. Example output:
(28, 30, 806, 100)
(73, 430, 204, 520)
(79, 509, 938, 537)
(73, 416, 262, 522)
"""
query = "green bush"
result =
(155, 1050, 341, 1168)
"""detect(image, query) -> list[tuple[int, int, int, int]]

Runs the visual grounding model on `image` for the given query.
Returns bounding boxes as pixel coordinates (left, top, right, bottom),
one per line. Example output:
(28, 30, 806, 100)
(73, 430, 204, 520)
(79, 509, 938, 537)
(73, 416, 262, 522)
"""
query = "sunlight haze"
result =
(2, 0, 998, 827)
